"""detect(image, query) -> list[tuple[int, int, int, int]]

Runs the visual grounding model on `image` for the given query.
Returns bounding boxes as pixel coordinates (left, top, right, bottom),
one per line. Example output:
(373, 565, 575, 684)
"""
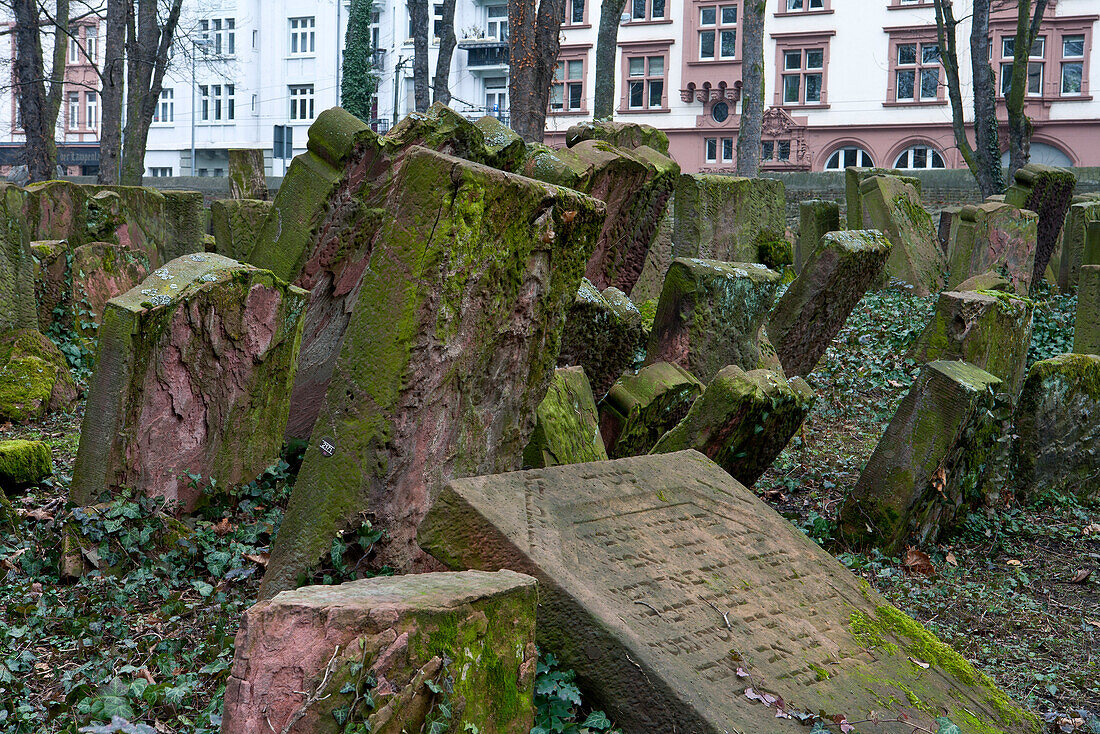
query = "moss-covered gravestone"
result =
(222, 570, 538, 734)
(228, 149, 269, 200)
(839, 361, 1004, 553)
(599, 362, 703, 458)
(908, 290, 1034, 398)
(796, 199, 840, 272)
(259, 146, 604, 595)
(1056, 197, 1100, 292)
(0, 329, 77, 423)
(1003, 163, 1076, 286)
(673, 174, 786, 264)
(844, 166, 921, 230)
(420, 451, 1039, 734)
(629, 204, 674, 303)
(1086, 220, 1100, 267)
(474, 115, 527, 172)
(557, 280, 646, 400)
(646, 258, 780, 383)
(70, 253, 307, 512)
(860, 175, 946, 296)
(565, 120, 670, 156)
(211, 199, 273, 262)
(524, 366, 607, 468)
(768, 230, 892, 378)
(0, 439, 52, 491)
(946, 202, 1038, 295)
(651, 366, 815, 486)
(1015, 354, 1100, 502)
(1076, 265, 1100, 354)
(0, 184, 36, 333)
(956, 271, 1012, 292)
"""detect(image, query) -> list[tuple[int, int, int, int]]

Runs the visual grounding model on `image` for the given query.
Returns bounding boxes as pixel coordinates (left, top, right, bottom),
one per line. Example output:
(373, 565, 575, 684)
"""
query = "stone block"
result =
(646, 258, 780, 383)
(1015, 354, 1100, 502)
(564, 120, 670, 156)
(1003, 163, 1076, 285)
(0, 184, 36, 332)
(68, 243, 151, 360)
(30, 240, 68, 331)
(673, 174, 786, 264)
(259, 147, 604, 594)
(0, 439, 52, 491)
(955, 270, 1012, 293)
(228, 148, 269, 200)
(474, 115, 527, 171)
(844, 166, 921, 230)
(946, 202, 1037, 295)
(796, 198, 840, 272)
(839, 361, 1004, 552)
(160, 190, 206, 263)
(908, 290, 1034, 397)
(420, 451, 1038, 734)
(768, 229, 892, 378)
(937, 206, 959, 255)
(651, 366, 814, 486)
(0, 328, 77, 423)
(524, 366, 607, 468)
(1056, 198, 1100, 291)
(70, 253, 307, 512)
(599, 362, 702, 458)
(859, 175, 946, 295)
(1074, 265, 1100, 354)
(211, 199, 273, 262)
(384, 102, 493, 165)
(557, 279, 646, 400)
(222, 570, 537, 734)
(1086, 220, 1100, 266)
(628, 203, 673, 303)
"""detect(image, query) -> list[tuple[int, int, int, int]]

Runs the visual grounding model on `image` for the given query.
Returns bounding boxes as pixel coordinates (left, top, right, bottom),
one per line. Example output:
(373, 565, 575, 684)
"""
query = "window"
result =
(487, 5, 508, 40)
(148, 167, 173, 177)
(485, 76, 507, 117)
(68, 93, 79, 128)
(630, 0, 666, 21)
(289, 85, 315, 120)
(153, 88, 174, 123)
(698, 4, 736, 60)
(824, 147, 874, 170)
(999, 35, 1045, 96)
(704, 137, 717, 163)
(289, 17, 315, 55)
(1062, 34, 1084, 96)
(785, 0, 824, 11)
(85, 91, 98, 128)
(86, 26, 97, 63)
(200, 18, 235, 56)
(433, 2, 445, 41)
(721, 137, 734, 163)
(762, 140, 792, 161)
(551, 59, 585, 112)
(781, 48, 824, 104)
(69, 35, 80, 63)
(626, 55, 665, 109)
(894, 41, 941, 102)
(711, 101, 730, 123)
(894, 145, 945, 169)
(562, 0, 585, 24)
(200, 84, 235, 121)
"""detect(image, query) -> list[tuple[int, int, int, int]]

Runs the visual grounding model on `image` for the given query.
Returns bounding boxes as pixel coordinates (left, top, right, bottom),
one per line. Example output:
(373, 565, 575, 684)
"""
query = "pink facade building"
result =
(545, 0, 1100, 174)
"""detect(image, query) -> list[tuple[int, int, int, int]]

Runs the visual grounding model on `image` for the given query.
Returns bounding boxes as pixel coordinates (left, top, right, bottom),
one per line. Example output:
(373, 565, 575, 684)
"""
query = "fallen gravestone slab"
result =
(228, 148, 269, 200)
(0, 184, 36, 332)
(673, 174, 786, 264)
(646, 258, 779, 383)
(1003, 163, 1076, 286)
(524, 366, 607, 468)
(70, 253, 307, 512)
(599, 361, 703, 459)
(259, 146, 604, 594)
(211, 199, 273, 262)
(557, 280, 646, 400)
(222, 570, 537, 734)
(908, 290, 1034, 398)
(1076, 265, 1100, 354)
(955, 270, 1012, 293)
(0, 328, 77, 423)
(860, 175, 946, 295)
(946, 202, 1037, 295)
(1015, 354, 1100, 502)
(0, 439, 52, 491)
(651, 366, 815, 486)
(565, 120, 671, 156)
(419, 451, 1039, 734)
(796, 199, 840, 272)
(838, 361, 1004, 553)
(768, 229, 892, 378)
(845, 166, 921, 230)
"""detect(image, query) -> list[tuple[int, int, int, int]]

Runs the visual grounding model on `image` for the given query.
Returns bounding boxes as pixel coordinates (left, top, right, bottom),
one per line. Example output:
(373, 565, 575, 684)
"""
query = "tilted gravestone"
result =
(0, 184, 37, 332)
(629, 204, 674, 303)
(71, 253, 307, 512)
(838, 361, 1004, 553)
(419, 451, 1039, 734)
(599, 361, 703, 459)
(673, 174, 786, 264)
(796, 199, 840, 272)
(523, 366, 607, 469)
(557, 280, 646, 401)
(938, 206, 959, 254)
(1056, 196, 1100, 292)
(646, 258, 780, 383)
(946, 202, 1038, 295)
(955, 270, 1012, 293)
(1003, 163, 1076, 286)
(651, 366, 815, 487)
(258, 146, 604, 595)
(768, 230, 892, 378)
(844, 166, 921, 230)
(860, 174, 946, 296)
(228, 148, 269, 200)
(1086, 220, 1100, 267)
(211, 199, 273, 262)
(565, 119, 670, 155)
(222, 570, 537, 734)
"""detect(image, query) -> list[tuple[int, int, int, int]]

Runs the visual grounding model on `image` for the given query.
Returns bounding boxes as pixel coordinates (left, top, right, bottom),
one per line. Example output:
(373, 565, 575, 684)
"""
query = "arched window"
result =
(894, 145, 945, 169)
(824, 146, 874, 170)
(999, 142, 1072, 168)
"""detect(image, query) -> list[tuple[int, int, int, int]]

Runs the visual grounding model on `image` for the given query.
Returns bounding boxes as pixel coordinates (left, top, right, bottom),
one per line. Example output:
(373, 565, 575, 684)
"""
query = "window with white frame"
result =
(895, 41, 941, 101)
(85, 91, 98, 128)
(762, 139, 792, 162)
(485, 76, 507, 116)
(289, 17, 315, 55)
(551, 59, 584, 112)
(148, 167, 173, 177)
(1000, 35, 1045, 96)
(1061, 34, 1084, 96)
(782, 47, 824, 104)
(153, 88, 174, 123)
(562, 0, 585, 25)
(626, 55, 665, 109)
(824, 146, 874, 170)
(631, 0, 666, 20)
(720, 136, 734, 163)
(200, 18, 236, 56)
(68, 93, 79, 128)
(704, 137, 718, 163)
(200, 84, 235, 121)
(894, 145, 945, 169)
(487, 5, 508, 40)
(69, 35, 80, 63)
(698, 4, 737, 60)
(433, 2, 445, 42)
(86, 26, 97, 63)
(290, 85, 315, 120)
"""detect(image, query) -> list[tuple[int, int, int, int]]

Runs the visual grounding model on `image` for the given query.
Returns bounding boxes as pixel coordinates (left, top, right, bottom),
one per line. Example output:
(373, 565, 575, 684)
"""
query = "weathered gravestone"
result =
(565, 120, 671, 156)
(0, 184, 37, 332)
(651, 366, 815, 486)
(1077, 265, 1100, 354)
(946, 202, 1037, 295)
(222, 570, 537, 734)
(629, 203, 674, 303)
(228, 148, 269, 200)
(938, 206, 959, 254)
(0, 439, 52, 491)
(844, 166, 922, 230)
(673, 174, 786, 264)
(599, 361, 703, 459)
(955, 270, 1012, 293)
(646, 258, 780, 383)
(767, 230, 892, 378)
(524, 366, 607, 469)
(908, 290, 1034, 398)
(259, 146, 604, 595)
(474, 115, 527, 172)
(860, 175, 946, 295)
(70, 253, 307, 512)
(211, 199, 273, 262)
(1086, 220, 1100, 267)
(1003, 163, 1076, 285)
(557, 280, 646, 400)
(0, 328, 77, 423)
(419, 451, 1038, 734)
(1056, 196, 1100, 291)
(838, 361, 1004, 553)
(796, 199, 840, 272)
(1015, 354, 1100, 502)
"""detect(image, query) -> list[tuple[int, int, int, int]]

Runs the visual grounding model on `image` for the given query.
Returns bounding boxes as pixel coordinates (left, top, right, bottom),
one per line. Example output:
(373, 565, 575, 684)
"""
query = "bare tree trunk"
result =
(410, 0, 430, 111)
(98, 0, 126, 184)
(432, 0, 456, 104)
(593, 0, 627, 120)
(969, 0, 1003, 195)
(509, 0, 566, 142)
(736, 0, 764, 176)
(45, 0, 70, 163)
(13, 0, 54, 181)
(1006, 0, 1049, 180)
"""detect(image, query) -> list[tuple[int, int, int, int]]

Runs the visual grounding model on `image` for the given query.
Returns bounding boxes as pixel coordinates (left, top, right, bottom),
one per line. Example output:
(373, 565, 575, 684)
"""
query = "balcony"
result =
(458, 37, 509, 68)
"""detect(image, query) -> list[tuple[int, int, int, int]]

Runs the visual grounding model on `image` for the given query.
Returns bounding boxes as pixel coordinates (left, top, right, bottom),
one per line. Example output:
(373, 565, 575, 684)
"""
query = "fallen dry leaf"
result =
(21, 508, 54, 522)
(1085, 523, 1100, 536)
(908, 656, 930, 669)
(1007, 559, 1023, 567)
(931, 465, 948, 499)
(213, 518, 235, 537)
(1070, 568, 1092, 584)
(903, 547, 935, 576)
(244, 552, 269, 567)
(945, 551, 958, 567)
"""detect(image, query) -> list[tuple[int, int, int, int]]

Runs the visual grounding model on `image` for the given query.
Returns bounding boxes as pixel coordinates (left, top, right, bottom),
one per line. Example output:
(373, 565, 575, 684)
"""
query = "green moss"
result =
(0, 329, 74, 423)
(0, 439, 52, 487)
(809, 663, 830, 681)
